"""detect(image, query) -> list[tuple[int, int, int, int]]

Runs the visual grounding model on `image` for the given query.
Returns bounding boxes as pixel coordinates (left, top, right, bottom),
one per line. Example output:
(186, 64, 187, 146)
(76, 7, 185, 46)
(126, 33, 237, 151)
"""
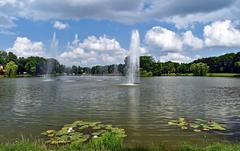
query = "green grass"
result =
(1, 134, 240, 151)
(207, 73, 240, 77)
(158, 73, 240, 77)
(16, 74, 32, 78)
(161, 73, 194, 76)
(1, 141, 240, 151)
(178, 143, 240, 151)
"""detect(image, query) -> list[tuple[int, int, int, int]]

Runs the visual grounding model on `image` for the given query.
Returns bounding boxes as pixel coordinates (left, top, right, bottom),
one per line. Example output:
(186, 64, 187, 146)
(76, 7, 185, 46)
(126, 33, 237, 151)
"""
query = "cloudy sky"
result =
(1, 0, 240, 66)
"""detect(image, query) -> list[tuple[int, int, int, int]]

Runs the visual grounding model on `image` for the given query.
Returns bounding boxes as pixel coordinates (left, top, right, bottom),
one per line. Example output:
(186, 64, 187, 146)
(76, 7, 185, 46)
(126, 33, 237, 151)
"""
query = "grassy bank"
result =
(207, 73, 240, 77)
(157, 73, 240, 77)
(1, 141, 240, 151)
(1, 136, 240, 151)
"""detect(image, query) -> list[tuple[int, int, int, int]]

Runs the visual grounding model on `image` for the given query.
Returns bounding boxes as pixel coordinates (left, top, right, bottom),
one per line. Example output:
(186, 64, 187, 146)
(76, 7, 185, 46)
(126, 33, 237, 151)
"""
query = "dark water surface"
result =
(0, 76, 240, 145)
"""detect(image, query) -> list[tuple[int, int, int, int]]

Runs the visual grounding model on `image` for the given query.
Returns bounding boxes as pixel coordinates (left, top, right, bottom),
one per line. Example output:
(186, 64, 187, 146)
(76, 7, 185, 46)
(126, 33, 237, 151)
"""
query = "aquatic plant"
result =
(41, 121, 126, 145)
(168, 118, 226, 133)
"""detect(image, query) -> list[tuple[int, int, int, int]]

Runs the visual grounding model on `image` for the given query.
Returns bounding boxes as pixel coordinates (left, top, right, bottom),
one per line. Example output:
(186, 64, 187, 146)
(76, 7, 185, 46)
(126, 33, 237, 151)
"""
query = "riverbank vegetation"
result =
(1, 139, 240, 151)
(0, 50, 239, 77)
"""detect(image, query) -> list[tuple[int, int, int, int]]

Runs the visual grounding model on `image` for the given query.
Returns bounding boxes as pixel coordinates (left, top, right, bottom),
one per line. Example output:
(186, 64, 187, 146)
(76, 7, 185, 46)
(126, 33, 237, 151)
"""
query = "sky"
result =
(0, 0, 240, 66)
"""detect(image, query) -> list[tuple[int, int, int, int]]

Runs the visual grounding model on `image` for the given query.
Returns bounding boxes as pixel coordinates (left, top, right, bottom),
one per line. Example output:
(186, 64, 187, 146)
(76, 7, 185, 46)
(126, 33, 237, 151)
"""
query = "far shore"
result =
(1, 73, 240, 79)
(159, 73, 240, 77)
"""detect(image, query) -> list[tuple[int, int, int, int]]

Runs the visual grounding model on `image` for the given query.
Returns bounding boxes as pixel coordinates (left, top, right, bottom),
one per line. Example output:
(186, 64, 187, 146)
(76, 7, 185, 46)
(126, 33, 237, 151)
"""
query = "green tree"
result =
(5, 61, 18, 77)
(162, 61, 178, 74)
(83, 67, 91, 74)
(71, 65, 78, 75)
(190, 62, 209, 76)
(177, 63, 190, 74)
(234, 61, 240, 67)
(91, 65, 101, 75)
(0, 50, 7, 65)
(234, 61, 240, 73)
(152, 62, 163, 76)
(17, 57, 27, 74)
(117, 64, 126, 75)
(77, 66, 83, 75)
(140, 56, 155, 72)
(108, 64, 115, 74)
(6, 52, 17, 63)
(140, 68, 153, 77)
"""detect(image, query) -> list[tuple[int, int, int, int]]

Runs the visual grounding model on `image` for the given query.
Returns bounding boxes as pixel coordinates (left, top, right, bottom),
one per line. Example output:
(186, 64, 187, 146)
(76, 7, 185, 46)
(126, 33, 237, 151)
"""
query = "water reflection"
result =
(127, 87, 140, 127)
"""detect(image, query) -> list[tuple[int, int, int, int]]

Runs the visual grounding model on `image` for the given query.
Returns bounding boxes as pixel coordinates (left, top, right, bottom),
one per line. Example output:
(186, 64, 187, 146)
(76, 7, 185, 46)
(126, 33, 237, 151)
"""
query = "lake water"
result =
(0, 76, 240, 146)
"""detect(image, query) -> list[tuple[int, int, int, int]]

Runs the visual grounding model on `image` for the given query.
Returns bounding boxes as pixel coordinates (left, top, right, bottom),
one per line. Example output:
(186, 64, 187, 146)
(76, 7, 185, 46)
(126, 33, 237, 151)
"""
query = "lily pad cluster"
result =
(41, 121, 126, 145)
(168, 118, 226, 133)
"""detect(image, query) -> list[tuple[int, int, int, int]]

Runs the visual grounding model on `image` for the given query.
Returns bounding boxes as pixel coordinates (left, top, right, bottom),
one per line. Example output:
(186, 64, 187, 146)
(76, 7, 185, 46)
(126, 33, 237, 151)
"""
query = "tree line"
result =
(139, 52, 240, 76)
(0, 50, 239, 77)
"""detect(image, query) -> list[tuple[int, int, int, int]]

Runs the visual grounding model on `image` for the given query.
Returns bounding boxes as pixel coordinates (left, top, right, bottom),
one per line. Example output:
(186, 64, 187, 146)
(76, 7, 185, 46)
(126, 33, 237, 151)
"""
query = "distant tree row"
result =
(0, 50, 126, 77)
(0, 50, 239, 77)
(139, 52, 240, 76)
(193, 52, 240, 73)
(0, 51, 65, 77)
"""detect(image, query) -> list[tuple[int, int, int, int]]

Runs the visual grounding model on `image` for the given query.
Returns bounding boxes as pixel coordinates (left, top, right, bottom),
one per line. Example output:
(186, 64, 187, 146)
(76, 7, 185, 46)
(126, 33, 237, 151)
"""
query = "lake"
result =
(0, 76, 240, 146)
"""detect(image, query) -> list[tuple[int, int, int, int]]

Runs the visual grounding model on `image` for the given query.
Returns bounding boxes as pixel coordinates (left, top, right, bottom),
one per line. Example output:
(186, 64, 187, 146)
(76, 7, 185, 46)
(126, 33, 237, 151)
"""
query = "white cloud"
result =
(7, 37, 44, 57)
(60, 35, 127, 66)
(160, 53, 192, 63)
(0, 0, 239, 28)
(53, 21, 69, 30)
(144, 26, 204, 63)
(204, 20, 240, 47)
(145, 26, 183, 51)
(80, 35, 125, 52)
(145, 26, 203, 51)
(183, 31, 203, 49)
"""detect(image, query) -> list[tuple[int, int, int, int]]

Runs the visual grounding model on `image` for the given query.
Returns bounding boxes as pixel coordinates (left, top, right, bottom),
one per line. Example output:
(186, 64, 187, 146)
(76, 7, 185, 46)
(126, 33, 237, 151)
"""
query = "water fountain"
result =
(43, 32, 58, 81)
(123, 30, 140, 85)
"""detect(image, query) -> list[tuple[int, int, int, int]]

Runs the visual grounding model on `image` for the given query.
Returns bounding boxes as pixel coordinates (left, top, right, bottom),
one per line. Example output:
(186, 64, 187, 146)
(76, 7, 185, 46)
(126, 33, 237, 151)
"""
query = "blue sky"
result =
(1, 0, 240, 66)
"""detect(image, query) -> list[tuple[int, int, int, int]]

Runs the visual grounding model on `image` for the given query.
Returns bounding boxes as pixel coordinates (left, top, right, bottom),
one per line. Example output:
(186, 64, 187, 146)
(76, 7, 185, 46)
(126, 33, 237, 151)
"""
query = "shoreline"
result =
(0, 73, 240, 79)
(0, 139, 240, 151)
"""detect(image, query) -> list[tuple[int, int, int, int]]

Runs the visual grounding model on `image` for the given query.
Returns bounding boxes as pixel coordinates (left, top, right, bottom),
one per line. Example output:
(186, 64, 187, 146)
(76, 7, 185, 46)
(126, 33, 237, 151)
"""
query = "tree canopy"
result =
(5, 61, 18, 78)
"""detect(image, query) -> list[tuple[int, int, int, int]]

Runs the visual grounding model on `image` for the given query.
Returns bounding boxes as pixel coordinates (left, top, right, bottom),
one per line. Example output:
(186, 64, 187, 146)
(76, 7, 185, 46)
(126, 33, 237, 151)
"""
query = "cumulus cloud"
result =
(7, 37, 44, 57)
(204, 20, 240, 47)
(53, 21, 69, 30)
(145, 26, 183, 51)
(183, 31, 203, 49)
(60, 35, 127, 66)
(145, 26, 203, 51)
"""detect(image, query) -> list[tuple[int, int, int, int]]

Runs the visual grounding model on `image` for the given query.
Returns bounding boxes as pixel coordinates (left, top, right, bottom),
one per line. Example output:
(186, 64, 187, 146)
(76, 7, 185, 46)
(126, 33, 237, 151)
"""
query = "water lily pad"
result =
(78, 125, 89, 130)
(56, 128, 69, 136)
(41, 130, 56, 136)
(42, 120, 126, 146)
(209, 121, 226, 131)
(168, 120, 179, 126)
(194, 129, 201, 132)
(190, 123, 199, 129)
(92, 130, 106, 136)
(168, 117, 226, 133)
(181, 126, 188, 130)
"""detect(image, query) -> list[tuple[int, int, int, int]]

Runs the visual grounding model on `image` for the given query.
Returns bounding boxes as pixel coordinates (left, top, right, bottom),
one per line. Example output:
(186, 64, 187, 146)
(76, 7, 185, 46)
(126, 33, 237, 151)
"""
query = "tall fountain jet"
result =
(44, 32, 58, 81)
(127, 30, 140, 84)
